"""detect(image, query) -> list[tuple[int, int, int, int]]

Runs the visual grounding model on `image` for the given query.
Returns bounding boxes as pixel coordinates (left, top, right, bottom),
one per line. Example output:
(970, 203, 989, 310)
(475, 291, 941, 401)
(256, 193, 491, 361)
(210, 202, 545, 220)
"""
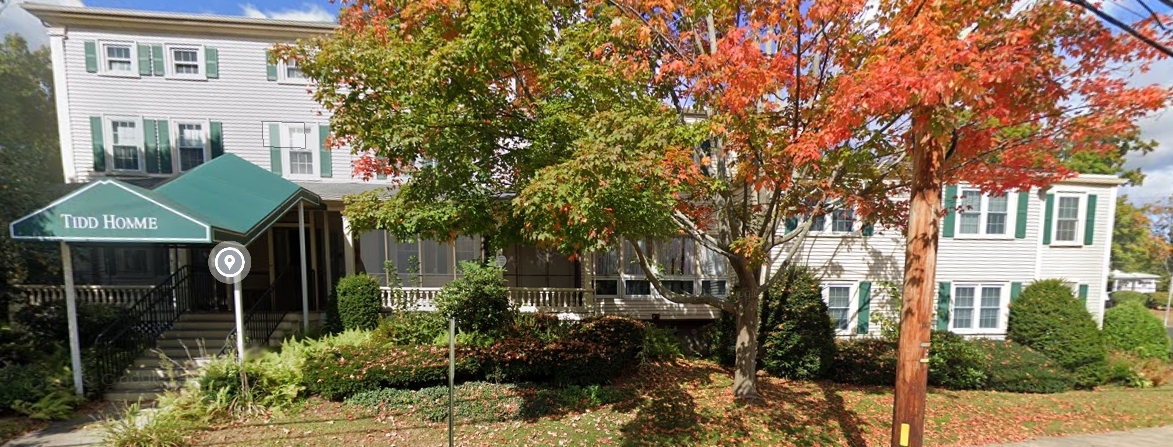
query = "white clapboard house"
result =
(10, 4, 1120, 400)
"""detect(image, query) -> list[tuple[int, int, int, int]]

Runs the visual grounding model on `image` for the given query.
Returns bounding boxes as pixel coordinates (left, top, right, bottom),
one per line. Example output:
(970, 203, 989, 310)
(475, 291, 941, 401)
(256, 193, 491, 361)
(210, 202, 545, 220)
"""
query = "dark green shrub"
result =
(511, 313, 568, 342)
(760, 267, 837, 380)
(927, 331, 987, 390)
(302, 342, 478, 400)
(1007, 279, 1108, 388)
(831, 338, 898, 386)
(1110, 291, 1149, 308)
(1103, 303, 1171, 360)
(641, 325, 682, 363)
(0, 327, 41, 367)
(701, 312, 737, 366)
(13, 301, 129, 349)
(0, 364, 50, 413)
(377, 311, 446, 346)
(435, 261, 515, 337)
(321, 292, 344, 334)
(335, 275, 383, 331)
(973, 340, 1075, 393)
(479, 317, 646, 386)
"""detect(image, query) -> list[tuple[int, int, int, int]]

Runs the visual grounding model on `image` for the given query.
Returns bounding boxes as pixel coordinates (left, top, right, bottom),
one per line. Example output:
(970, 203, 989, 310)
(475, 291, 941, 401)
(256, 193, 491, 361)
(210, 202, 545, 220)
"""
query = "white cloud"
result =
(240, 3, 335, 23)
(0, 0, 85, 48)
(1119, 57, 1173, 206)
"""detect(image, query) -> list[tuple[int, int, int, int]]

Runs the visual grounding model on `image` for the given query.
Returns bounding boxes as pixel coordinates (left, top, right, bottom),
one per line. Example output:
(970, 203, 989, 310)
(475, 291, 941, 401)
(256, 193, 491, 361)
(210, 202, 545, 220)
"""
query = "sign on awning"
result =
(9, 180, 212, 243)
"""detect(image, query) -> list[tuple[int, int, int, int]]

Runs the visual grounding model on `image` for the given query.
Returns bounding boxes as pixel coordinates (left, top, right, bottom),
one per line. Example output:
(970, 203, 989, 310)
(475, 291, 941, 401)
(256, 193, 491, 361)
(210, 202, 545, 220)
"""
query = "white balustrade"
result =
(15, 284, 154, 307)
(378, 286, 596, 314)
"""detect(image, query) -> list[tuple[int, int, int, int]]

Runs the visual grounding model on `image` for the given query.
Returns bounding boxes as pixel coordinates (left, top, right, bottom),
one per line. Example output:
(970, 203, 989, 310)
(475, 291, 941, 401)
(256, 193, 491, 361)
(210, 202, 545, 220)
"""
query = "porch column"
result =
(324, 211, 334, 294)
(342, 214, 356, 275)
(299, 201, 309, 332)
(310, 211, 319, 311)
(60, 242, 84, 396)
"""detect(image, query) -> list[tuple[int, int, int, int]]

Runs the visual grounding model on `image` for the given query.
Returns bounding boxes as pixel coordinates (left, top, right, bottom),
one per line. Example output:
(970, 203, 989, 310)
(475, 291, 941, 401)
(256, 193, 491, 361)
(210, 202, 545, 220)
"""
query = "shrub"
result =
(479, 317, 646, 386)
(12, 389, 84, 421)
(302, 342, 478, 400)
(434, 261, 515, 337)
(642, 325, 683, 363)
(1110, 290, 1149, 308)
(1007, 279, 1108, 388)
(13, 301, 129, 349)
(1103, 303, 1171, 360)
(197, 352, 303, 408)
(432, 330, 496, 348)
(321, 292, 344, 334)
(1107, 352, 1173, 388)
(760, 267, 837, 380)
(973, 340, 1075, 393)
(831, 338, 898, 386)
(377, 311, 446, 346)
(335, 275, 383, 331)
(511, 313, 568, 342)
(0, 326, 41, 367)
(926, 331, 987, 390)
(1149, 292, 1168, 309)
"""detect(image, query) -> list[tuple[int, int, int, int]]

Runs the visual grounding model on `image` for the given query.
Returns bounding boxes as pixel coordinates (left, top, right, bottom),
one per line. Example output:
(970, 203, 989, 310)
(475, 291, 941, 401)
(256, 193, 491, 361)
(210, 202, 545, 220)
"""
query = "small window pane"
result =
(594, 279, 618, 295)
(986, 195, 1008, 235)
(172, 48, 201, 75)
(1055, 197, 1080, 242)
(104, 44, 132, 72)
(831, 209, 855, 232)
(826, 286, 851, 331)
(811, 215, 826, 232)
(286, 125, 314, 175)
(178, 123, 205, 171)
(1057, 197, 1080, 219)
(595, 247, 620, 276)
(285, 61, 305, 79)
(701, 280, 727, 296)
(625, 280, 651, 295)
(980, 287, 1001, 307)
(953, 287, 975, 329)
(657, 238, 693, 275)
(959, 189, 982, 234)
(111, 120, 140, 171)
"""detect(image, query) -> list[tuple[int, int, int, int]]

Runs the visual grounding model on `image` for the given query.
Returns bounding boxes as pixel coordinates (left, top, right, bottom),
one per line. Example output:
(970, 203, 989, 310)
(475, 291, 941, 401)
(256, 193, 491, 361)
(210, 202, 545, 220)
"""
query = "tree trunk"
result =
(733, 286, 763, 400)
(890, 119, 944, 447)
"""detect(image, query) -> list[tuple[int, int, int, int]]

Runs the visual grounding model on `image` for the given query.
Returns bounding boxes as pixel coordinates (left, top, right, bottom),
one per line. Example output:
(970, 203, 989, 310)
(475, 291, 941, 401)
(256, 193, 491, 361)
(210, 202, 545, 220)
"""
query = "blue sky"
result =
(83, 0, 339, 19)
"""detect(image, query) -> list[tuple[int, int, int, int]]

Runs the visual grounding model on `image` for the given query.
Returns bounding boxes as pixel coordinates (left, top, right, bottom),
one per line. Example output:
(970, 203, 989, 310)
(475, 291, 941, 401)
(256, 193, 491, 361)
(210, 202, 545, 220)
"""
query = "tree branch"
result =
(1066, 0, 1173, 57)
(626, 237, 736, 313)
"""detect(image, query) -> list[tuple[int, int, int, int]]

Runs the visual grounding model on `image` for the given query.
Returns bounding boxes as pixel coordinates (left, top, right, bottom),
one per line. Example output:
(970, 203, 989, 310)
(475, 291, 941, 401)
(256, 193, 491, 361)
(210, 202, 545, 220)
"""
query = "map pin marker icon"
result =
(225, 255, 236, 270)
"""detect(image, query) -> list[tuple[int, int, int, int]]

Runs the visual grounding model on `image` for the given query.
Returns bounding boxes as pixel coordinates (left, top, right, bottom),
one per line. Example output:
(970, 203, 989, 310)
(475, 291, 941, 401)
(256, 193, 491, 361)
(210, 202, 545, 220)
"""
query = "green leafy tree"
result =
(0, 34, 63, 319)
(1111, 197, 1169, 279)
(1062, 130, 1155, 186)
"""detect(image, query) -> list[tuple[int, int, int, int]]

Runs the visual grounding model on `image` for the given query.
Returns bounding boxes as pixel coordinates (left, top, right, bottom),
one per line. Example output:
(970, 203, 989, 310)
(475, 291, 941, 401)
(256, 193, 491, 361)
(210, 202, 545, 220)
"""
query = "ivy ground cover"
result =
(192, 359, 1173, 447)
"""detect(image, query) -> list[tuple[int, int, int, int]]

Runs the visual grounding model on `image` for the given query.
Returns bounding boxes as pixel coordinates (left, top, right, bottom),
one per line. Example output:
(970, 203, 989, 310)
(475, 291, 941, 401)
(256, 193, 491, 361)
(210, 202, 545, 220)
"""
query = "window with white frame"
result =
(825, 285, 853, 332)
(952, 284, 1004, 331)
(279, 60, 306, 83)
(107, 118, 142, 172)
(282, 123, 317, 177)
(957, 189, 1011, 236)
(809, 208, 856, 233)
(1054, 195, 1082, 243)
(175, 122, 208, 171)
(101, 42, 135, 74)
(167, 45, 203, 78)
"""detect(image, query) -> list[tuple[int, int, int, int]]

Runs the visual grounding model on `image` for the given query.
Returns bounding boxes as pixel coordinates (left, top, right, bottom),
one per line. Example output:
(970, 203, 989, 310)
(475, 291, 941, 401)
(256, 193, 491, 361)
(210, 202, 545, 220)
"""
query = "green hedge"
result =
(13, 301, 129, 349)
(1110, 291, 1150, 308)
(973, 340, 1075, 393)
(830, 338, 898, 386)
(303, 343, 479, 400)
(335, 275, 383, 331)
(927, 331, 987, 390)
(1103, 303, 1171, 360)
(1007, 279, 1108, 388)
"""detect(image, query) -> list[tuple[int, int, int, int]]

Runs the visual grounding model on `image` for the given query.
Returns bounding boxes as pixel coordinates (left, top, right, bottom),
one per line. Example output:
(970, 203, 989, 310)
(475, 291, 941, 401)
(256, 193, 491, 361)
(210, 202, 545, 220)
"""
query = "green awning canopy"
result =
(10, 154, 322, 244)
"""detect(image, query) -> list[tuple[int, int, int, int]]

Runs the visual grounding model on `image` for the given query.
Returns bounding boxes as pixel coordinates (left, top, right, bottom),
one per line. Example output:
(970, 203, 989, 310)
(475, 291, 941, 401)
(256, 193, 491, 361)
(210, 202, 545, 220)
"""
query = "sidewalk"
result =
(1, 404, 115, 447)
(979, 425, 1173, 447)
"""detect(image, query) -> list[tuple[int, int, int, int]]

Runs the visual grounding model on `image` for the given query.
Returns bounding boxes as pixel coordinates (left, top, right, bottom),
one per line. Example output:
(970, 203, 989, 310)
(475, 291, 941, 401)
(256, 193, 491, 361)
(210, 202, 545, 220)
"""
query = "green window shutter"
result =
(205, 47, 219, 79)
(1010, 282, 1023, 303)
(143, 119, 160, 174)
(376, 159, 388, 179)
(266, 56, 278, 81)
(857, 282, 872, 335)
(936, 282, 951, 331)
(89, 116, 106, 171)
(318, 124, 332, 178)
(1042, 194, 1055, 245)
(137, 44, 152, 76)
(1015, 191, 1029, 239)
(1078, 284, 1089, 306)
(210, 122, 224, 158)
(942, 185, 958, 238)
(84, 41, 98, 73)
(268, 123, 283, 175)
(151, 45, 165, 76)
(785, 217, 798, 233)
(156, 120, 172, 174)
(862, 223, 875, 236)
(1084, 194, 1098, 245)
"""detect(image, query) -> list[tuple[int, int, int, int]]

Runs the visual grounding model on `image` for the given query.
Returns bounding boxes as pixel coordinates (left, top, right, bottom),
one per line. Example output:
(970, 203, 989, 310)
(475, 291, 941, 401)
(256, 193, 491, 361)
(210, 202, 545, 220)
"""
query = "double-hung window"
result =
(279, 60, 307, 83)
(175, 122, 208, 171)
(107, 118, 143, 172)
(1053, 195, 1082, 244)
(281, 123, 317, 178)
(956, 188, 1012, 237)
(167, 45, 204, 79)
(101, 42, 136, 75)
(810, 209, 856, 234)
(952, 284, 1004, 332)
(825, 285, 853, 332)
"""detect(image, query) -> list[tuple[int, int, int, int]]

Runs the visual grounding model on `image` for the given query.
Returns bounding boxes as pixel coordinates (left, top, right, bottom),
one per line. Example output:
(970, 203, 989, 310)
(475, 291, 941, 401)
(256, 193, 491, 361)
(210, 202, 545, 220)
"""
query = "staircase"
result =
(102, 312, 319, 402)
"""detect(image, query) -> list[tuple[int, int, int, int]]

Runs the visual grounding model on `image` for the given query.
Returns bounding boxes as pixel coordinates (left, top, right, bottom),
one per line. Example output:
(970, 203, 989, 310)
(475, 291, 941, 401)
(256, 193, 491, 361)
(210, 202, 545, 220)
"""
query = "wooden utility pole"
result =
(891, 118, 945, 447)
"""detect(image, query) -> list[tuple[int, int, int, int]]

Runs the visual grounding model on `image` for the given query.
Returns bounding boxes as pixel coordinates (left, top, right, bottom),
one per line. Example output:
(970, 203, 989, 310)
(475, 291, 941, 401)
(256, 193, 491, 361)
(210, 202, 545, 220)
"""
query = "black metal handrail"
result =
(219, 268, 301, 357)
(86, 265, 214, 393)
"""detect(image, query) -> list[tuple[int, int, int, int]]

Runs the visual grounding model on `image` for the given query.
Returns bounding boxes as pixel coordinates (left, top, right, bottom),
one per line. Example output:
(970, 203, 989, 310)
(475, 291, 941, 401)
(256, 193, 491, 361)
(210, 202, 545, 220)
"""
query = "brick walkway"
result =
(979, 425, 1173, 447)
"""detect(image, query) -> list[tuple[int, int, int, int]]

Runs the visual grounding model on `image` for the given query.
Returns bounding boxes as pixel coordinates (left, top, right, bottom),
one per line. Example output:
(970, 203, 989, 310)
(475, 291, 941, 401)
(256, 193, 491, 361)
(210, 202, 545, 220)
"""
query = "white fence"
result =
(380, 287, 596, 314)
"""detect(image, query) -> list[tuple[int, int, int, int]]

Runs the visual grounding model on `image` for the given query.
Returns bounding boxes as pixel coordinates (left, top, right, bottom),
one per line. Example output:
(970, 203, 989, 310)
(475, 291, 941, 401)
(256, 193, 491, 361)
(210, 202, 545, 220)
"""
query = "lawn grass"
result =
(192, 359, 1173, 447)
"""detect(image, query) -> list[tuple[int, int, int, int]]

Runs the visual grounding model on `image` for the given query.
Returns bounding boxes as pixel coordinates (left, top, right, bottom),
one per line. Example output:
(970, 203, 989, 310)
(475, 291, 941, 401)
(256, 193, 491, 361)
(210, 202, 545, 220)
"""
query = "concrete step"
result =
(156, 338, 227, 350)
(105, 388, 170, 402)
(177, 313, 238, 322)
(162, 329, 233, 339)
(170, 321, 236, 330)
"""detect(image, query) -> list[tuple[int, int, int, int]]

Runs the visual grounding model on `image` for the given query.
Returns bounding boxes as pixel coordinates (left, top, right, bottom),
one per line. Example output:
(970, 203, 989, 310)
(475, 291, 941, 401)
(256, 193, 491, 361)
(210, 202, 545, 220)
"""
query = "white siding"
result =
(1038, 182, 1117, 325)
(60, 27, 375, 187)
